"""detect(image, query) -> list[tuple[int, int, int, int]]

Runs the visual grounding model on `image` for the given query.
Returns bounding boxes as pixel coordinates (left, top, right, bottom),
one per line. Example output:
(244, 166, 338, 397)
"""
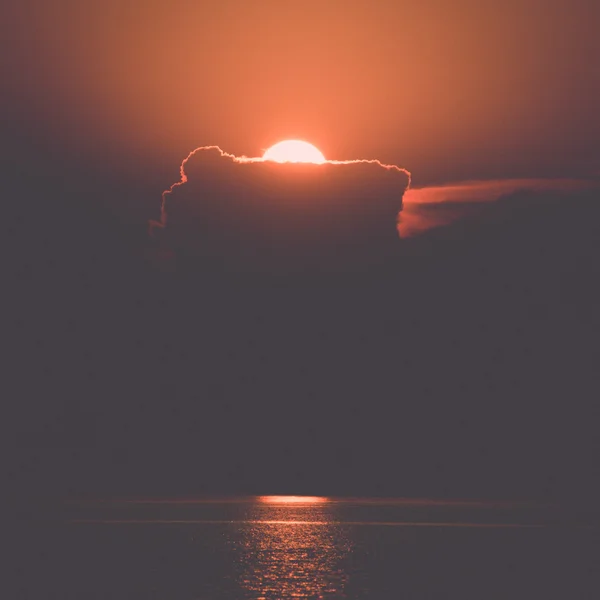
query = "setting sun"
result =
(263, 140, 326, 164)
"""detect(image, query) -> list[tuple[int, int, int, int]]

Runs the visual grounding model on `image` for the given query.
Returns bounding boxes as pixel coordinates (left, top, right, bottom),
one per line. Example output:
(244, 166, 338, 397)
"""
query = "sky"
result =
(5, 0, 600, 504)
(4, 0, 600, 188)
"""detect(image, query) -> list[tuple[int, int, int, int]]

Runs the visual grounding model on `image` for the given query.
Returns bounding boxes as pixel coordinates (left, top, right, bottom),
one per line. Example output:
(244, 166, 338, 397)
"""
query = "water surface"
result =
(30, 497, 600, 599)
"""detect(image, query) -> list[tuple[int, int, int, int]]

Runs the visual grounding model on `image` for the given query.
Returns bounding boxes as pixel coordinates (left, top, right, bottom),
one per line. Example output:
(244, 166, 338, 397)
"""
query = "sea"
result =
(16, 496, 599, 599)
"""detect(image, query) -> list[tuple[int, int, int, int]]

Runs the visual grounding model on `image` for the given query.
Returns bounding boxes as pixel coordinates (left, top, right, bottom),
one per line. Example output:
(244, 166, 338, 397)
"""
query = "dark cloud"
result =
(400, 178, 599, 237)
(150, 153, 598, 267)
(151, 147, 410, 272)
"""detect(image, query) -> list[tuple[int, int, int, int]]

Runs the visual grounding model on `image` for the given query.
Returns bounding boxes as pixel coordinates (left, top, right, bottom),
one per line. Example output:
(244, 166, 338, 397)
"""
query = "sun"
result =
(263, 140, 326, 164)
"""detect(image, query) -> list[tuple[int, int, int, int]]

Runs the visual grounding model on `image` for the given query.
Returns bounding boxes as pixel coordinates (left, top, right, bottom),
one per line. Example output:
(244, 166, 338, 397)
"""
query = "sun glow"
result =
(258, 496, 329, 504)
(263, 140, 326, 164)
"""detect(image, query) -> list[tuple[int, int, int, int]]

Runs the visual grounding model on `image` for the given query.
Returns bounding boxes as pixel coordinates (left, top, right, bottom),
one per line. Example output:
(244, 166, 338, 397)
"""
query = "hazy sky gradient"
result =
(4, 0, 599, 193)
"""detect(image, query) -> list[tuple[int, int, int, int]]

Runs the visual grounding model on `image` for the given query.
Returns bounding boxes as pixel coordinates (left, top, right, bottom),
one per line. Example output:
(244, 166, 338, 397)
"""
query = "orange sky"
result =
(4, 0, 599, 185)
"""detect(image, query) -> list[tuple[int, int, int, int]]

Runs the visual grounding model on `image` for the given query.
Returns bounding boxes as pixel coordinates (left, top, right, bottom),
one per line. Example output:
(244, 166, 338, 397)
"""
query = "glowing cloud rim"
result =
(149, 145, 412, 233)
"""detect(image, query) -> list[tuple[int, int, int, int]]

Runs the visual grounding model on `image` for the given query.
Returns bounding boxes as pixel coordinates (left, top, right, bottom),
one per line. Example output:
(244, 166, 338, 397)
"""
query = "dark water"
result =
(20, 497, 600, 599)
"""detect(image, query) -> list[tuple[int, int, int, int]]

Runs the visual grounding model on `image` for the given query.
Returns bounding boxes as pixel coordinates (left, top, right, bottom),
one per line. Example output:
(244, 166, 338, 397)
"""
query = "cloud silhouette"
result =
(151, 146, 410, 272)
(148, 147, 598, 271)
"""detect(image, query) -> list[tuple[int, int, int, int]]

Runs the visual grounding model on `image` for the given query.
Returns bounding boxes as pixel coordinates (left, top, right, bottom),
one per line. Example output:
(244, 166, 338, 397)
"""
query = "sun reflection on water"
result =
(258, 495, 329, 505)
(230, 497, 352, 598)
